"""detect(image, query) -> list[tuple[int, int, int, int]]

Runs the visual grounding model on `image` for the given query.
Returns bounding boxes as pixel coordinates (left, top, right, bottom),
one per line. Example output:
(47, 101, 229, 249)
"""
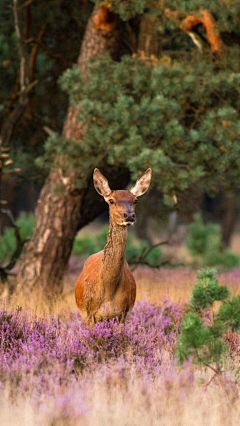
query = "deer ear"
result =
(93, 169, 111, 198)
(130, 168, 152, 197)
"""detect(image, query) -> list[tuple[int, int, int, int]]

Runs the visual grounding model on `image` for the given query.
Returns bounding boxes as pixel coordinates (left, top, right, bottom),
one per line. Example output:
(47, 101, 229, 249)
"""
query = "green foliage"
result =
(176, 268, 240, 371)
(186, 214, 239, 268)
(186, 214, 220, 257)
(92, 0, 147, 20)
(163, 0, 240, 33)
(127, 238, 162, 265)
(92, 0, 240, 32)
(40, 52, 240, 205)
(72, 226, 161, 264)
(0, 0, 93, 187)
(0, 228, 17, 266)
(1, 211, 161, 267)
(72, 225, 109, 257)
(218, 295, 240, 332)
(204, 249, 239, 269)
(3, 0, 240, 223)
(0, 212, 35, 265)
(71, 234, 96, 257)
(176, 311, 219, 365)
(15, 212, 36, 241)
(191, 269, 230, 311)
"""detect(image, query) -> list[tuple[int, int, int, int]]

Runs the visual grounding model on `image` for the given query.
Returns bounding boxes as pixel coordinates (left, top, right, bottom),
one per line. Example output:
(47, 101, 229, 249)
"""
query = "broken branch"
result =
(92, 3, 116, 32)
(182, 10, 224, 55)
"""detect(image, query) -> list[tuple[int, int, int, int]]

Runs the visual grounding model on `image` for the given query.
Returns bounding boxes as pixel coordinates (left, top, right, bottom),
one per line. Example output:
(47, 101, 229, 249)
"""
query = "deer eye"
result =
(134, 199, 138, 205)
(109, 199, 114, 205)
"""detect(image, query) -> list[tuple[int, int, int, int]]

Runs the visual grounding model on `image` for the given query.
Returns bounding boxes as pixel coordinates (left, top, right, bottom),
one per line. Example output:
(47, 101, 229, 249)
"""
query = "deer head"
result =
(93, 168, 152, 226)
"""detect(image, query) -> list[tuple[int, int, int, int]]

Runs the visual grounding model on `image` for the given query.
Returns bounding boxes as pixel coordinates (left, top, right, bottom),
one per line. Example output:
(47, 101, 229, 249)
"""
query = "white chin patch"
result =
(122, 221, 134, 227)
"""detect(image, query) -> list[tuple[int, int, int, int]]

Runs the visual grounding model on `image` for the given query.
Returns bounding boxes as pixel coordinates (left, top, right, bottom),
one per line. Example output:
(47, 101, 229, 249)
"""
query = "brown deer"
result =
(75, 168, 152, 326)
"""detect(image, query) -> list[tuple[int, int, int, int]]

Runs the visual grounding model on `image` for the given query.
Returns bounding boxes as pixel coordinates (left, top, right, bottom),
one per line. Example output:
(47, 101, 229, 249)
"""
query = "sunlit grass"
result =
(5, 263, 240, 315)
(1, 366, 240, 426)
(1, 260, 240, 425)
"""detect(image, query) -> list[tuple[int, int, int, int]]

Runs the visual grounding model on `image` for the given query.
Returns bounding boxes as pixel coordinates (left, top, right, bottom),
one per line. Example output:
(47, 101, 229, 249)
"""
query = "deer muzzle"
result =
(124, 211, 136, 224)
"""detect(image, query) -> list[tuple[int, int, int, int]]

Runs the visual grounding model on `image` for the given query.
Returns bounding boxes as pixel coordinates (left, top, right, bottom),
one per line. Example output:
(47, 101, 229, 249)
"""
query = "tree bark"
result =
(176, 185, 203, 223)
(16, 4, 124, 298)
(221, 194, 238, 247)
(138, 13, 162, 57)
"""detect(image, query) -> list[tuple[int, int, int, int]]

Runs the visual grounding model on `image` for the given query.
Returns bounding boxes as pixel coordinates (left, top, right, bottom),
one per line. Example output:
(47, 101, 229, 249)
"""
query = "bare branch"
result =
(128, 240, 185, 271)
(29, 24, 47, 82)
(165, 8, 225, 55)
(43, 126, 57, 138)
(13, 0, 30, 96)
(199, 372, 218, 388)
(182, 10, 225, 55)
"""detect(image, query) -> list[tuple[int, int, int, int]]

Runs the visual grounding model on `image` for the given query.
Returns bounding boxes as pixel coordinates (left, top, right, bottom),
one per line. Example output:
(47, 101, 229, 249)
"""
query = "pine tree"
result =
(16, 4, 126, 297)
(16, 1, 240, 297)
(176, 269, 240, 387)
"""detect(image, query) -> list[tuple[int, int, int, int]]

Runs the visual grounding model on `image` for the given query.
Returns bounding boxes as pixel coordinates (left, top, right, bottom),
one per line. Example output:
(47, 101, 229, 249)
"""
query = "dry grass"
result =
(63, 259, 240, 312)
(135, 265, 240, 304)
(1, 261, 240, 425)
(134, 266, 196, 304)
(1, 230, 240, 424)
(231, 233, 240, 255)
(4, 261, 240, 315)
(0, 366, 239, 426)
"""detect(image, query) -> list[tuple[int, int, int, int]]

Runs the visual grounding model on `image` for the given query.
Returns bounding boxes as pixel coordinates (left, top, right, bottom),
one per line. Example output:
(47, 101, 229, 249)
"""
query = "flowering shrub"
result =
(0, 299, 183, 394)
(0, 293, 240, 424)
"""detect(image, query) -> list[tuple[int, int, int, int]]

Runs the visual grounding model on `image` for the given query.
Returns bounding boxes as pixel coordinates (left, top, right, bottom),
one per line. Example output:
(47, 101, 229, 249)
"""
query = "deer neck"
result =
(101, 221, 127, 296)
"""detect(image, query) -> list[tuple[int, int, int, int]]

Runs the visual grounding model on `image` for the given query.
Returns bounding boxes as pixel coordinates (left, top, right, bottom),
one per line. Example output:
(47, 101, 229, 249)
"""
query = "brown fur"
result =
(75, 250, 136, 325)
(75, 168, 151, 326)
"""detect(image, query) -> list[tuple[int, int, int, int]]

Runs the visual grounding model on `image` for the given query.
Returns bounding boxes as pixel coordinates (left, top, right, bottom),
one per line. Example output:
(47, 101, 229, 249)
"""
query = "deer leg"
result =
(84, 315, 95, 328)
(117, 314, 126, 330)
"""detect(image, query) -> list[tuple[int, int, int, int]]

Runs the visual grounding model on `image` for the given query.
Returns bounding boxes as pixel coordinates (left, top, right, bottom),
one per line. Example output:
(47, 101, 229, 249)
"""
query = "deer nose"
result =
(124, 212, 136, 222)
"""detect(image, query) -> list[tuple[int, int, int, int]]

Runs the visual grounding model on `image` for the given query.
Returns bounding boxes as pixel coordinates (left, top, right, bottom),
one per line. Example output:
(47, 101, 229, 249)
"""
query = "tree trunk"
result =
(17, 4, 124, 298)
(176, 185, 203, 223)
(134, 213, 153, 246)
(138, 13, 162, 57)
(221, 194, 238, 247)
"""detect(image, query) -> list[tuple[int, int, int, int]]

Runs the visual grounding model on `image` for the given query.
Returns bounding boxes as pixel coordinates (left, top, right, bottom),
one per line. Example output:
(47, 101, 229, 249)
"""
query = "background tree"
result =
(16, 3, 130, 297)
(0, 0, 93, 228)
(1, 0, 240, 297)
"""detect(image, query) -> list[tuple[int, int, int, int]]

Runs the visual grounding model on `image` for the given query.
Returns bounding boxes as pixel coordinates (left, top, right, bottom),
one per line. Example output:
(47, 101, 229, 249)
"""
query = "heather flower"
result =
(0, 290, 238, 424)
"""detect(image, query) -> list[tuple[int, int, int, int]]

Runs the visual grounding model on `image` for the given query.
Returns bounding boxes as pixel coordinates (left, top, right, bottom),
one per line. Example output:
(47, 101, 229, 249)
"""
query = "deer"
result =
(75, 168, 152, 326)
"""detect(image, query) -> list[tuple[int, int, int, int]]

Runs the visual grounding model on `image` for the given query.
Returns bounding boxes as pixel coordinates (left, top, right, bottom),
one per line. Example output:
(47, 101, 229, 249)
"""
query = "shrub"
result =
(191, 268, 230, 311)
(186, 214, 239, 268)
(0, 298, 183, 385)
(72, 227, 162, 265)
(0, 212, 161, 267)
(71, 234, 96, 257)
(0, 212, 35, 265)
(15, 211, 35, 241)
(72, 225, 109, 257)
(176, 269, 240, 376)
